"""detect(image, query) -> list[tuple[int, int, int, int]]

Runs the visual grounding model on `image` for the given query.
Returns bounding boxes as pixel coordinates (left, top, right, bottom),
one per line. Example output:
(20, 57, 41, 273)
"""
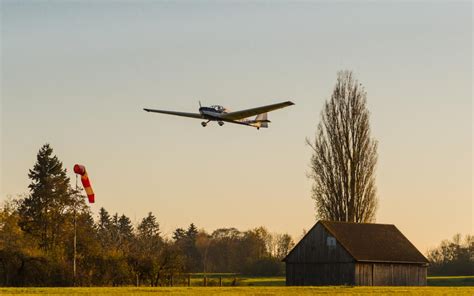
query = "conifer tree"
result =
(18, 144, 75, 252)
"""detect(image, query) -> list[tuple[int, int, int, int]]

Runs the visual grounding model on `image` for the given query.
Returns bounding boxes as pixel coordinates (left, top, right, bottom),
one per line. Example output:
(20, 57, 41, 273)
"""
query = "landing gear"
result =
(218, 121, 224, 126)
(201, 120, 210, 127)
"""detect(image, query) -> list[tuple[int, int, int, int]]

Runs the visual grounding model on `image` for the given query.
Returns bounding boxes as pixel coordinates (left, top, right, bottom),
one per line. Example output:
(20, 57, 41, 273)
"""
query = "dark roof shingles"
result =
(321, 221, 429, 264)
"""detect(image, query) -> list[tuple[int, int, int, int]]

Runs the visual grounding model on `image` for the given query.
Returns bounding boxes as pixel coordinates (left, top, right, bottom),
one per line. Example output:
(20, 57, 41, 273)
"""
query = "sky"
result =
(1, 1, 472, 254)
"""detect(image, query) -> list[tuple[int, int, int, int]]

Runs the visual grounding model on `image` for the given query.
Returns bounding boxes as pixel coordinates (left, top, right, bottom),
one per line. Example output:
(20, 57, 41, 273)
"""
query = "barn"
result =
(284, 221, 429, 286)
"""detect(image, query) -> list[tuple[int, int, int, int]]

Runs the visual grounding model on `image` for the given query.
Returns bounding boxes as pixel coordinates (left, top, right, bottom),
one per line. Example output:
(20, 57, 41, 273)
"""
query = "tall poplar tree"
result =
(307, 71, 378, 223)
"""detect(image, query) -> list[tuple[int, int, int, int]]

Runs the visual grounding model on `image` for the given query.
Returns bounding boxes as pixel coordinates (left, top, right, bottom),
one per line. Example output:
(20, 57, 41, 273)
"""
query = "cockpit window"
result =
(210, 105, 225, 112)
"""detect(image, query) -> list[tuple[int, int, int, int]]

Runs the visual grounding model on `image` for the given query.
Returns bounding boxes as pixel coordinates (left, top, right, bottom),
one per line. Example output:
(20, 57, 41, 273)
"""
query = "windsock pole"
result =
(72, 164, 95, 286)
(73, 174, 78, 286)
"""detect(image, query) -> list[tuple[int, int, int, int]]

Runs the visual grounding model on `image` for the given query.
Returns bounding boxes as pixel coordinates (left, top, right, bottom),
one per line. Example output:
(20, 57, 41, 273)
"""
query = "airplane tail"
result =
(254, 113, 270, 128)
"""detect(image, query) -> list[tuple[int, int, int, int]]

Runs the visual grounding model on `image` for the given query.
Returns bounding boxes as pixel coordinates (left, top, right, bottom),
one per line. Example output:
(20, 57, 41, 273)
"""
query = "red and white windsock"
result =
(73, 164, 95, 203)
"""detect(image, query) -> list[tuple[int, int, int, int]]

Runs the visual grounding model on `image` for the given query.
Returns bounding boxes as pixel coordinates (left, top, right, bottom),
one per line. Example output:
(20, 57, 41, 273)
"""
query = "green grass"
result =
(186, 275, 474, 287)
(1, 276, 472, 295)
(1, 286, 474, 295)
(427, 275, 474, 286)
(187, 275, 285, 286)
(238, 277, 284, 286)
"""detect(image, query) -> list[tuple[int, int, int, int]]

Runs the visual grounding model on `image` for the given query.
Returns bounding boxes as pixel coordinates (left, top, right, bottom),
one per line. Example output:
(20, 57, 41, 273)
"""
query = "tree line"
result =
(427, 234, 473, 276)
(0, 144, 294, 286)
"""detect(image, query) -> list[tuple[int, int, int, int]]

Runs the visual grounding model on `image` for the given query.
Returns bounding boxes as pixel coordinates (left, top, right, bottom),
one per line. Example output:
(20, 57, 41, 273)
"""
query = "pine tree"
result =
(186, 223, 198, 240)
(97, 207, 112, 248)
(108, 213, 134, 252)
(173, 228, 186, 241)
(98, 208, 111, 231)
(18, 144, 75, 253)
(184, 223, 201, 272)
(118, 214, 134, 242)
(138, 212, 160, 240)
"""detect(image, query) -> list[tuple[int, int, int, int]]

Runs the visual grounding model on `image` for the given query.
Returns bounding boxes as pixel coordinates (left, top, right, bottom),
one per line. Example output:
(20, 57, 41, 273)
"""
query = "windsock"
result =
(73, 164, 95, 203)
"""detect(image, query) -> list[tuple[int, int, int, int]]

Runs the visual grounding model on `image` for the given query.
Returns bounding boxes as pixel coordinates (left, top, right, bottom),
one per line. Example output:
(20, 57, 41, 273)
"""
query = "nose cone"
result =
(199, 107, 204, 113)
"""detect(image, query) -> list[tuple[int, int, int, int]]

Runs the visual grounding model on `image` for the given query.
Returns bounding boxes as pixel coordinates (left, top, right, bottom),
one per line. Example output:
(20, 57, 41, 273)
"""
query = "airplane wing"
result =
(220, 101, 294, 120)
(143, 108, 203, 119)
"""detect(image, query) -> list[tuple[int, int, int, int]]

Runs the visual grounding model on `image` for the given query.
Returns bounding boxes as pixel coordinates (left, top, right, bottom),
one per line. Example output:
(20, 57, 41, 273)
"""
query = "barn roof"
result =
(321, 221, 429, 264)
(285, 221, 429, 264)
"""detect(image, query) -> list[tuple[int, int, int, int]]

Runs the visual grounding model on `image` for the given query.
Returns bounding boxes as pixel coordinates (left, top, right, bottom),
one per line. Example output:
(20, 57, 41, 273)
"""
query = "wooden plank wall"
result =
(286, 263, 355, 286)
(354, 262, 373, 286)
(285, 223, 353, 264)
(286, 223, 355, 285)
(355, 263, 427, 286)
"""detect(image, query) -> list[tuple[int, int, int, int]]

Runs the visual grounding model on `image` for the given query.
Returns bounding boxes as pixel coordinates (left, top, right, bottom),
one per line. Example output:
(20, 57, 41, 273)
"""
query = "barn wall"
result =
(286, 263, 355, 286)
(285, 223, 355, 286)
(355, 263, 427, 286)
(354, 262, 373, 285)
(285, 223, 353, 264)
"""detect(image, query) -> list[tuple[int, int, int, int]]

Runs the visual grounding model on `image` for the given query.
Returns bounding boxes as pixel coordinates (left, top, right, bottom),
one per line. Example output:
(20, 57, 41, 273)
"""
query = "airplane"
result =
(143, 101, 294, 129)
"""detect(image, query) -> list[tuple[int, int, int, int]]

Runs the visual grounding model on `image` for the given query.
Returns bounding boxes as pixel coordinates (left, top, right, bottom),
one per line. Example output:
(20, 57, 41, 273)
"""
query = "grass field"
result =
(427, 275, 474, 286)
(1, 276, 472, 295)
(1, 286, 474, 295)
(187, 275, 474, 287)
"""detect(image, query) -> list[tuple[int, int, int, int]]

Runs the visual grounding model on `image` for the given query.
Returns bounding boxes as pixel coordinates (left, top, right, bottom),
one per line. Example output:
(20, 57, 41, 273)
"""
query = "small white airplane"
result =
(143, 101, 294, 129)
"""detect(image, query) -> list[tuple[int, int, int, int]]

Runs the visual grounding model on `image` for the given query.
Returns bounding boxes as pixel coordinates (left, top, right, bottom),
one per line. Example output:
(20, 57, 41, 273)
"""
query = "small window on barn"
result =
(327, 236, 336, 248)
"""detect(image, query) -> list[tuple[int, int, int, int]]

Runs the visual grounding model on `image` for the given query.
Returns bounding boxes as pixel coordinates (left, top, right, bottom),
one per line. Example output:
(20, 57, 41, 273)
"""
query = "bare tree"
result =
(307, 70, 378, 223)
(275, 234, 294, 260)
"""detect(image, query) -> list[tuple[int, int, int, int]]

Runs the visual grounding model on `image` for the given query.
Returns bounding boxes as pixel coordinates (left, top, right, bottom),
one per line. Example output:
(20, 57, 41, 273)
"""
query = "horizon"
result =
(1, 1, 472, 254)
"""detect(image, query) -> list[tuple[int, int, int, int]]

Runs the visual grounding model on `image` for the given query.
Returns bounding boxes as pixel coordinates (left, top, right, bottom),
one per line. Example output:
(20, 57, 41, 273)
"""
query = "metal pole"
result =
(73, 207, 76, 286)
(73, 174, 78, 286)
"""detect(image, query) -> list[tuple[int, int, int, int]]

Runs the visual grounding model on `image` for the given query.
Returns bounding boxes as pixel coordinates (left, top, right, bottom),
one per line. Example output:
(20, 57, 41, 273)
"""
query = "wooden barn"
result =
(284, 221, 429, 286)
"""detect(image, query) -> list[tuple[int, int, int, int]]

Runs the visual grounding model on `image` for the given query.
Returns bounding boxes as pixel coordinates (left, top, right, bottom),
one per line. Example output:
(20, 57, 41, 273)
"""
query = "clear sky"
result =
(1, 1, 472, 253)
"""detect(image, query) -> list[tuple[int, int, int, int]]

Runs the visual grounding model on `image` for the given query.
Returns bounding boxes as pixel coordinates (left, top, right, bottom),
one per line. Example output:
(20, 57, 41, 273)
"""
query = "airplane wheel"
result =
(218, 121, 224, 126)
(201, 122, 207, 127)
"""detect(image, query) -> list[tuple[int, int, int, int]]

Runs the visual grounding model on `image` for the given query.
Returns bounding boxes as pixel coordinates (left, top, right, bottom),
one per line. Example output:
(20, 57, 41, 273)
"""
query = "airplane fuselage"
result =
(198, 106, 226, 120)
(198, 105, 265, 128)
